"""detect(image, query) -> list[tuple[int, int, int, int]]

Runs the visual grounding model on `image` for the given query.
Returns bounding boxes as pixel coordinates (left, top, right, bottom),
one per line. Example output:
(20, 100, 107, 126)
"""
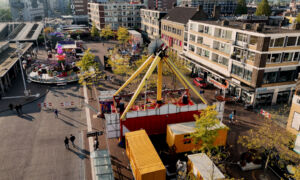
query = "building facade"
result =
(140, 8, 167, 39)
(144, 0, 177, 10)
(178, 0, 237, 15)
(9, 0, 45, 21)
(182, 19, 300, 106)
(72, 0, 88, 15)
(287, 75, 300, 135)
(161, 7, 208, 53)
(88, 2, 145, 30)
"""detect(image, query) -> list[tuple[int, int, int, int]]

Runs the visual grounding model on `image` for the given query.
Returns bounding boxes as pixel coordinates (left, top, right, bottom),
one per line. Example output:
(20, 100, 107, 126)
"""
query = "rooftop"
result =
(191, 20, 300, 34)
(0, 43, 32, 78)
(163, 7, 207, 24)
(168, 121, 227, 135)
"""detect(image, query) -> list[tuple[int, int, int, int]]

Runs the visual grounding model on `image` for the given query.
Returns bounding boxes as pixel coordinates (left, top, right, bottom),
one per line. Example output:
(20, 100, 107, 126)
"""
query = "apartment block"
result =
(182, 19, 300, 106)
(179, 0, 237, 15)
(140, 8, 167, 39)
(9, 0, 44, 21)
(287, 76, 300, 135)
(145, 0, 177, 10)
(72, 0, 88, 15)
(88, 2, 145, 30)
(161, 6, 208, 53)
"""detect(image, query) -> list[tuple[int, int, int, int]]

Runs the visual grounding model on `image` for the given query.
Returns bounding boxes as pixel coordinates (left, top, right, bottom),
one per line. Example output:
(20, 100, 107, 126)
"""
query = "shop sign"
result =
(207, 77, 229, 89)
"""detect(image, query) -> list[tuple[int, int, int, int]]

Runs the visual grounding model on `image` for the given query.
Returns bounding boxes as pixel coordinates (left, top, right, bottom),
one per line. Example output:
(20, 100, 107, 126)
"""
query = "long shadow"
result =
(65, 107, 82, 112)
(59, 113, 88, 127)
(58, 117, 78, 128)
(19, 113, 35, 121)
(68, 148, 88, 159)
(74, 144, 90, 155)
(66, 92, 84, 99)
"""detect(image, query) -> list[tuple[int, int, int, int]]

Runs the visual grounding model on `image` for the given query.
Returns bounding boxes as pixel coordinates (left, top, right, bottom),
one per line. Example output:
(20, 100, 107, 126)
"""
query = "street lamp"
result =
(16, 41, 29, 96)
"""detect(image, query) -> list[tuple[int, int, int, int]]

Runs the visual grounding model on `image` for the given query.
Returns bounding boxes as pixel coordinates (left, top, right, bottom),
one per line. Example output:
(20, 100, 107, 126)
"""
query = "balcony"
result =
(292, 93, 300, 105)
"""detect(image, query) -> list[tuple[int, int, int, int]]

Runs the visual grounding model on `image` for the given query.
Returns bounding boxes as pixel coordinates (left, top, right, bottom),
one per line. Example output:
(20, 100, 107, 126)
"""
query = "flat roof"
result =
(0, 43, 32, 78)
(188, 153, 225, 180)
(168, 121, 227, 135)
(192, 20, 300, 34)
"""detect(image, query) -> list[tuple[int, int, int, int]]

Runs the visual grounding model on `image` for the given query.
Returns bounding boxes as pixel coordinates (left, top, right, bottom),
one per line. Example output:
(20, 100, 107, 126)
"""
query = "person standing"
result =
(233, 109, 237, 122)
(54, 109, 58, 118)
(70, 134, 76, 147)
(94, 138, 99, 150)
(64, 137, 69, 149)
(15, 105, 20, 115)
(9, 104, 13, 111)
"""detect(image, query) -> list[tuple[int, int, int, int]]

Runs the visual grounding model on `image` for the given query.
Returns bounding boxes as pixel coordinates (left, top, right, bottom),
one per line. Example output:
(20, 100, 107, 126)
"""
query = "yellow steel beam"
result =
(120, 54, 162, 120)
(114, 55, 155, 96)
(157, 60, 163, 101)
(165, 58, 207, 104)
(163, 58, 189, 89)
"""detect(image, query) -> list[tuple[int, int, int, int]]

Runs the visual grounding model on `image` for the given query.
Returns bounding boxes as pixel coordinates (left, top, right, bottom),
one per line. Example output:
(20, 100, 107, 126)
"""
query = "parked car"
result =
(193, 77, 208, 88)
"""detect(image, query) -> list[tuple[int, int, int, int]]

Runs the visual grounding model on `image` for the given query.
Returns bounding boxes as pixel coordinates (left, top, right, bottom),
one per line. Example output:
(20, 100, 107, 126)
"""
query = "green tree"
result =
(296, 13, 300, 24)
(235, 0, 247, 15)
(100, 25, 115, 40)
(238, 118, 300, 178)
(0, 9, 12, 21)
(90, 22, 99, 38)
(76, 49, 103, 88)
(255, 0, 271, 16)
(117, 26, 130, 48)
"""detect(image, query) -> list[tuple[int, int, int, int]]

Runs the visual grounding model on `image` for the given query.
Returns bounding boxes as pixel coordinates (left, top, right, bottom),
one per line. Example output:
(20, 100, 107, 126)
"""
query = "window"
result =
(212, 53, 219, 62)
(287, 36, 297, 46)
(231, 64, 244, 77)
(202, 49, 210, 58)
(172, 28, 176, 33)
(274, 37, 284, 47)
(220, 57, 229, 66)
(204, 26, 210, 34)
(197, 36, 203, 44)
(263, 72, 277, 84)
(214, 28, 221, 37)
(249, 36, 258, 45)
(196, 47, 202, 55)
(278, 70, 296, 82)
(189, 44, 195, 52)
(190, 34, 196, 42)
(282, 52, 293, 62)
(294, 52, 300, 61)
(247, 51, 256, 61)
(269, 39, 274, 47)
(267, 53, 281, 63)
(244, 69, 252, 81)
(291, 112, 300, 131)
(237, 33, 248, 43)
(297, 37, 300, 45)
(177, 29, 181, 35)
(198, 25, 204, 32)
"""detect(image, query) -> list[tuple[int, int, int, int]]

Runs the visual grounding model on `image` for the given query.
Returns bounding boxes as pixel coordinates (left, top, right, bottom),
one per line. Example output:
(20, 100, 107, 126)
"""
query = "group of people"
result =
(64, 134, 76, 149)
(9, 104, 23, 115)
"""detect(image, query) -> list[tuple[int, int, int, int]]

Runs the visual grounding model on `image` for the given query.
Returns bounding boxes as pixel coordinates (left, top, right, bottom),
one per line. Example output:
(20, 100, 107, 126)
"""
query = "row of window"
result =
(266, 52, 300, 63)
(231, 64, 252, 81)
(162, 25, 182, 36)
(269, 36, 300, 47)
(161, 34, 182, 47)
(263, 70, 297, 84)
(103, 5, 144, 10)
(104, 11, 140, 16)
(104, 17, 140, 22)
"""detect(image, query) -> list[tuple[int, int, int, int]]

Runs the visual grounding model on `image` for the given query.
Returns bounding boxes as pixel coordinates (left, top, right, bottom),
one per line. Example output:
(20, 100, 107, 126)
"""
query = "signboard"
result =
(294, 134, 300, 154)
(87, 131, 103, 138)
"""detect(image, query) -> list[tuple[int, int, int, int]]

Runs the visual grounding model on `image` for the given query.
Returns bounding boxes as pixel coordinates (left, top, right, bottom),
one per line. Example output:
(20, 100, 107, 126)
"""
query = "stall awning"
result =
(91, 150, 114, 180)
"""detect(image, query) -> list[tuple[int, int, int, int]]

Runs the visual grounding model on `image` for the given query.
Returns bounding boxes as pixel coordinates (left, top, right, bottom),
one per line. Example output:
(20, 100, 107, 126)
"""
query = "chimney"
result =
(255, 23, 264, 32)
(221, 20, 229, 26)
(242, 23, 252, 30)
(172, 2, 176, 8)
(212, 5, 221, 19)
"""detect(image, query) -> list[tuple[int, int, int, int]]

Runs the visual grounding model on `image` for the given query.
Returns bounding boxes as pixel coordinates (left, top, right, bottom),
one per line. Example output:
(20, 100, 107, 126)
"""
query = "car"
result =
(193, 77, 208, 88)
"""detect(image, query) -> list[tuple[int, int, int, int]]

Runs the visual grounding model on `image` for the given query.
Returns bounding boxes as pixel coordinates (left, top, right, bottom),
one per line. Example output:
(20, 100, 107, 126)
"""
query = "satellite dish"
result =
(148, 39, 164, 55)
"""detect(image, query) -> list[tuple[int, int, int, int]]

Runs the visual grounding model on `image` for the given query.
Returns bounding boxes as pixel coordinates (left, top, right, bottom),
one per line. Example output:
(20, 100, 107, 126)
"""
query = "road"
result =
(0, 84, 87, 180)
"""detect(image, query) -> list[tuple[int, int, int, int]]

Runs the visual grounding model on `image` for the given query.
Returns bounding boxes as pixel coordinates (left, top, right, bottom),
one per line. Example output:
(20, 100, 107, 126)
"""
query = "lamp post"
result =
(16, 41, 29, 96)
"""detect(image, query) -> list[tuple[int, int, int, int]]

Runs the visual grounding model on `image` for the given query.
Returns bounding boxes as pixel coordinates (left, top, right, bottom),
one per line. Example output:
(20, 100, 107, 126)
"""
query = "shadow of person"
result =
(74, 144, 90, 155)
(58, 117, 78, 128)
(68, 148, 88, 159)
(19, 114, 35, 121)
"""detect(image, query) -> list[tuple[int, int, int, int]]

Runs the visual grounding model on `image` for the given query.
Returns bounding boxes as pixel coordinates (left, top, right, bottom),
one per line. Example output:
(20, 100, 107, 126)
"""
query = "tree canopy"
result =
(0, 9, 12, 21)
(235, 0, 247, 15)
(90, 22, 99, 38)
(100, 25, 115, 40)
(255, 0, 271, 16)
(117, 27, 130, 46)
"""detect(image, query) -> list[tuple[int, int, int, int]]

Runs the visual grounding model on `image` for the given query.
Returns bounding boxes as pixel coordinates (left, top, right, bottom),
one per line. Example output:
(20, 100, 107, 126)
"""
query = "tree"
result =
(238, 118, 300, 178)
(235, 0, 247, 15)
(0, 9, 12, 21)
(296, 13, 300, 24)
(44, 27, 54, 35)
(255, 0, 271, 16)
(117, 26, 130, 47)
(90, 22, 99, 38)
(100, 25, 115, 40)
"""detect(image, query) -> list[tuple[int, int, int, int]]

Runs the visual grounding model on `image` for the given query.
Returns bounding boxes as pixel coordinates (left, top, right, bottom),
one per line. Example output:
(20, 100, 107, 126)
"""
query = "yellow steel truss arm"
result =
(165, 58, 207, 104)
(120, 54, 162, 120)
(113, 55, 155, 96)
(157, 60, 163, 101)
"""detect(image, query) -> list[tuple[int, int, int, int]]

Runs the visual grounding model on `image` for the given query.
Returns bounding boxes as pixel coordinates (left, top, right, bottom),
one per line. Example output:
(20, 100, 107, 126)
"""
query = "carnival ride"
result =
(103, 40, 218, 138)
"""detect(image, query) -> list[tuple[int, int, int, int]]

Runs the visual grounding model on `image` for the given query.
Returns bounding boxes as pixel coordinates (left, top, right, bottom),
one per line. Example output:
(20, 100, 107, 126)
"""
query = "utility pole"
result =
(16, 42, 29, 96)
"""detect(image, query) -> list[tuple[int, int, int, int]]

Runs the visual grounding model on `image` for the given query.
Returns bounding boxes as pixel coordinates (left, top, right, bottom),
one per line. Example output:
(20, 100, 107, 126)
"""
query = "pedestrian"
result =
(54, 109, 58, 118)
(94, 138, 99, 150)
(219, 89, 222, 95)
(229, 113, 233, 123)
(9, 104, 13, 111)
(19, 104, 23, 114)
(215, 90, 218, 97)
(70, 134, 76, 147)
(64, 137, 69, 149)
(15, 105, 20, 115)
(233, 109, 237, 122)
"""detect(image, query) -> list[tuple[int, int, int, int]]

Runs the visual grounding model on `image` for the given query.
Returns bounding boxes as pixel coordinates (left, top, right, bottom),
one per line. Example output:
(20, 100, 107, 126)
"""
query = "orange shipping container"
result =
(166, 121, 228, 153)
(125, 130, 166, 180)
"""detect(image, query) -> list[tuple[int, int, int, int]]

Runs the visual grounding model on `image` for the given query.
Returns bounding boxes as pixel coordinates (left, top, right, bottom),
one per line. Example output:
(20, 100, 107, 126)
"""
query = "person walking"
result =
(64, 137, 69, 149)
(9, 104, 13, 111)
(229, 113, 233, 123)
(233, 109, 237, 122)
(94, 138, 99, 150)
(54, 109, 58, 118)
(15, 105, 20, 115)
(70, 134, 76, 147)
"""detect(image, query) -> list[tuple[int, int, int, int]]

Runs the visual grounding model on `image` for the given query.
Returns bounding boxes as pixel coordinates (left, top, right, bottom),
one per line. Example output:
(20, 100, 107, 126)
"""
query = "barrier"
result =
(38, 102, 52, 108)
(260, 109, 271, 119)
(60, 101, 75, 107)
